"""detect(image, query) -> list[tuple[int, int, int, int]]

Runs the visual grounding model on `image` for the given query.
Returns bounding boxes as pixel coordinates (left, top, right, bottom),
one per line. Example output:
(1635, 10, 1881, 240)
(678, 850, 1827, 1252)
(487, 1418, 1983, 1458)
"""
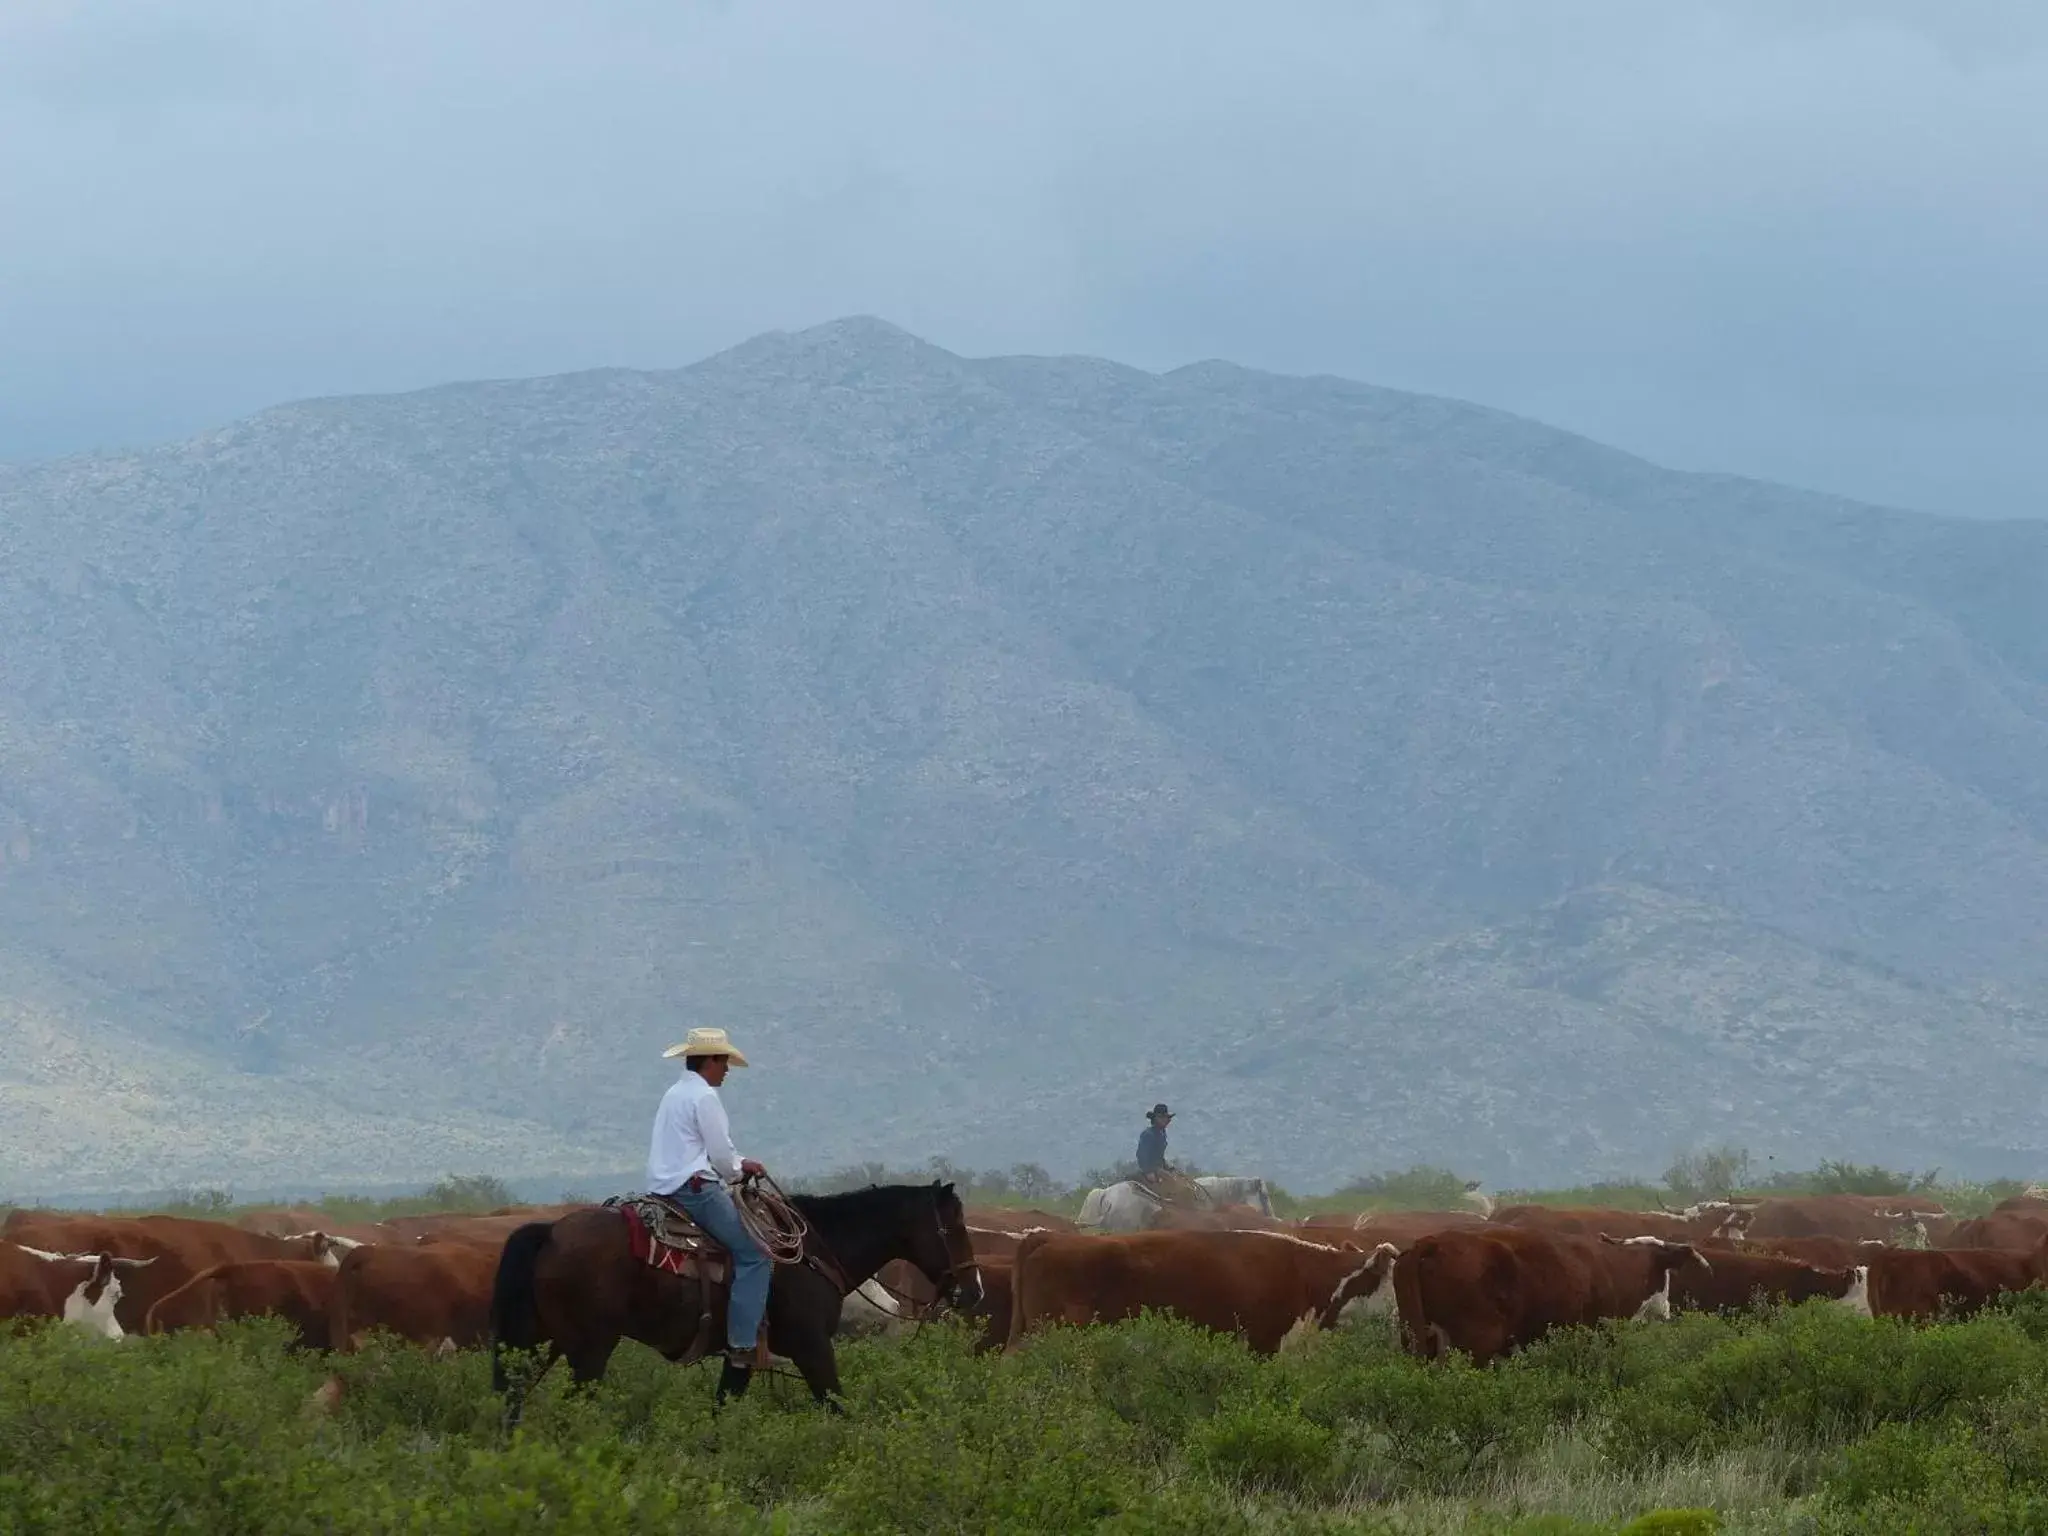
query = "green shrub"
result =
(420, 1173, 517, 1211)
(16, 1279, 2048, 1531)
(1332, 1165, 1477, 1210)
(1187, 1398, 1335, 1495)
(1802, 1161, 1941, 1197)
(1619, 1512, 1720, 1536)
(1828, 1420, 1943, 1507)
(1663, 1146, 1754, 1201)
(1015, 1311, 1262, 1449)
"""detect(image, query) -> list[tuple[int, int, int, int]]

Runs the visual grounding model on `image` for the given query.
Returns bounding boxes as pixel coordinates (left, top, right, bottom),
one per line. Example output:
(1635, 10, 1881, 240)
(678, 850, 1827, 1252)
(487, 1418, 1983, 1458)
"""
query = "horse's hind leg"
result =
(499, 1342, 559, 1433)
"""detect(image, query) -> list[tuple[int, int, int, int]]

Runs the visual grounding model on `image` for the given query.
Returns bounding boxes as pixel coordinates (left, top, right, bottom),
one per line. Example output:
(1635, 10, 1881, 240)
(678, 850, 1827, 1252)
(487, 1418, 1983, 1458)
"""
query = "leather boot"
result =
(715, 1357, 753, 1407)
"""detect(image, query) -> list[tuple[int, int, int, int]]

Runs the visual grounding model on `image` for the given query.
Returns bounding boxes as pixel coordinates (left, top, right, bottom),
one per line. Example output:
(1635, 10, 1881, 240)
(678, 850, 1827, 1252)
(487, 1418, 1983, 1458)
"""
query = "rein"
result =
(880, 1200, 982, 1324)
(863, 1269, 946, 1324)
(686, 1185, 976, 1379)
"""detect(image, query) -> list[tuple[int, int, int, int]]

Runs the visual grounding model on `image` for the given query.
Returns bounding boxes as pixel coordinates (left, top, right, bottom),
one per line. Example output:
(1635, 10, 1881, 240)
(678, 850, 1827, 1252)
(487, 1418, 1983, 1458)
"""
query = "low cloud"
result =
(3, 1, 2043, 515)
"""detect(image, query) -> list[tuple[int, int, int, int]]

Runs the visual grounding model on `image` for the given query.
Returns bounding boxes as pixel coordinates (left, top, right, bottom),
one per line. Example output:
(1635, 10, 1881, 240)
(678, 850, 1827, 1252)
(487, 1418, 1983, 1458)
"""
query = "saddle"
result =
(1134, 1172, 1210, 1211)
(605, 1193, 742, 1368)
(606, 1193, 732, 1284)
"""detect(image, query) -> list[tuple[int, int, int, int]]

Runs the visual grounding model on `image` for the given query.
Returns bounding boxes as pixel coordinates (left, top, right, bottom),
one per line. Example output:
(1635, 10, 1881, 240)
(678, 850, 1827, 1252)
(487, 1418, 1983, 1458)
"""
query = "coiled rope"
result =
(733, 1172, 810, 1266)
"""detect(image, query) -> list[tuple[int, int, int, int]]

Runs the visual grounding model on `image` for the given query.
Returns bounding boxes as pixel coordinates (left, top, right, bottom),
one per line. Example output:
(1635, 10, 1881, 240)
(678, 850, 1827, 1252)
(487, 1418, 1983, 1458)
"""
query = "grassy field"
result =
(10, 1293, 2048, 1533)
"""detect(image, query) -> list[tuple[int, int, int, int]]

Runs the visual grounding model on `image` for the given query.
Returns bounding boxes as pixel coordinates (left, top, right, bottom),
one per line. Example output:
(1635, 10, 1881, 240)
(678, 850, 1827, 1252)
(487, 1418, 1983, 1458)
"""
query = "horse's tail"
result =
(490, 1222, 555, 1395)
(1005, 1228, 1052, 1353)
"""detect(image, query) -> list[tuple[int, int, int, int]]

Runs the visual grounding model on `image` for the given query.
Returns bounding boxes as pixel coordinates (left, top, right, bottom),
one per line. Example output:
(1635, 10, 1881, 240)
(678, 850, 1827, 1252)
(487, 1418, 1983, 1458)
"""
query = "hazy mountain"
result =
(2, 317, 2044, 1192)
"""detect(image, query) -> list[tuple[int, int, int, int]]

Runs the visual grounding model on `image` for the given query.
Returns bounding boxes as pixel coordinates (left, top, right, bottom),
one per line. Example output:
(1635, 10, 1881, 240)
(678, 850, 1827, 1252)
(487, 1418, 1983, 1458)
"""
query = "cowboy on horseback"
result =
(491, 1034, 977, 1420)
(1135, 1102, 1206, 1209)
(647, 1026, 770, 1399)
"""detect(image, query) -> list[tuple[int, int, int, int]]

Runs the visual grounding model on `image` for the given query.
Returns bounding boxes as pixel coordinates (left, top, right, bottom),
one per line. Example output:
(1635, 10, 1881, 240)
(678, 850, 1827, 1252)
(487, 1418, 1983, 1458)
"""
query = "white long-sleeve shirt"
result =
(646, 1069, 745, 1192)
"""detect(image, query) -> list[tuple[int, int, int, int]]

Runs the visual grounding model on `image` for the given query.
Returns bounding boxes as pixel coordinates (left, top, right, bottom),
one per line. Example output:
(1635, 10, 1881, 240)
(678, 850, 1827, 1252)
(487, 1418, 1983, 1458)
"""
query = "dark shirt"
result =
(1136, 1124, 1168, 1174)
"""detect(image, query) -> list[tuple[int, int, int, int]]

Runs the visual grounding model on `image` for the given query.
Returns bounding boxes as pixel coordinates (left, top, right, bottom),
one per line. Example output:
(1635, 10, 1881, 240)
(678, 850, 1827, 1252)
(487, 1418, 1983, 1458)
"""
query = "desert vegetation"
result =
(10, 1292, 2048, 1532)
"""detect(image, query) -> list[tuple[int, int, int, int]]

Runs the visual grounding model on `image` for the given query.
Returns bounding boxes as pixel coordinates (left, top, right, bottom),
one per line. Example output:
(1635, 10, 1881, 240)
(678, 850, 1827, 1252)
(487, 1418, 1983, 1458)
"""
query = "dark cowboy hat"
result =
(1147, 1103, 1173, 1120)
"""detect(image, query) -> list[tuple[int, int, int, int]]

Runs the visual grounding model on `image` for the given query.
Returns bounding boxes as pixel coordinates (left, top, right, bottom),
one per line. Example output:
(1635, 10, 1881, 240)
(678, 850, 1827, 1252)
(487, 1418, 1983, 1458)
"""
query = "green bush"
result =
(420, 1173, 518, 1211)
(15, 1279, 2048, 1531)
(1186, 1399, 1335, 1494)
(1618, 1512, 1721, 1536)
(1332, 1165, 1477, 1210)
(1800, 1161, 1942, 1197)
(1663, 1146, 1754, 1201)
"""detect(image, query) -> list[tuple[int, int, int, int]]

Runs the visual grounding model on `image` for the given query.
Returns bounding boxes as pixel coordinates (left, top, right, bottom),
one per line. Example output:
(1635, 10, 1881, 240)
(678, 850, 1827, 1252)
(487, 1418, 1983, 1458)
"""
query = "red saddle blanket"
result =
(613, 1199, 728, 1283)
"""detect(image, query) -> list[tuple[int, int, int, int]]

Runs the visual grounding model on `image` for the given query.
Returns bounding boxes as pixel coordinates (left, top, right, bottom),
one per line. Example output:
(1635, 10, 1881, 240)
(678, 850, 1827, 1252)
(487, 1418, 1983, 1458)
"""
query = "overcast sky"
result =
(3, 1, 2044, 517)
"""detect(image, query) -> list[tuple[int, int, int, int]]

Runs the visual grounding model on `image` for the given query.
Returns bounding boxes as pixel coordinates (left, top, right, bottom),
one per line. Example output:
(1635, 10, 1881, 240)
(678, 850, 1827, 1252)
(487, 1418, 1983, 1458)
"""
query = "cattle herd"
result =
(0, 1203, 549, 1355)
(7, 1182, 2048, 1374)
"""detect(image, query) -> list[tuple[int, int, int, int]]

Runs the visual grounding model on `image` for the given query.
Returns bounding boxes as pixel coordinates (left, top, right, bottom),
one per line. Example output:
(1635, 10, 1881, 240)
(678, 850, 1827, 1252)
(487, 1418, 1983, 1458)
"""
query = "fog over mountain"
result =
(3, 318, 2045, 1193)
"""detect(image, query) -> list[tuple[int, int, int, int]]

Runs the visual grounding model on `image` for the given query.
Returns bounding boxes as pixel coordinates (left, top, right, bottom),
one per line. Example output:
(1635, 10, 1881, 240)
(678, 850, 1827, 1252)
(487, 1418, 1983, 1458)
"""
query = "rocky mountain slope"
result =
(2, 318, 2044, 1191)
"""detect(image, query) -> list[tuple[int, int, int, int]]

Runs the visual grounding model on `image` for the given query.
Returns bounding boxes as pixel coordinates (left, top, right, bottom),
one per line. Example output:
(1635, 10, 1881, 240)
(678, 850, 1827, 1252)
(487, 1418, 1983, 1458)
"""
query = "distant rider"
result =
(1136, 1102, 1174, 1179)
(647, 1027, 770, 1403)
(1134, 1102, 1204, 1207)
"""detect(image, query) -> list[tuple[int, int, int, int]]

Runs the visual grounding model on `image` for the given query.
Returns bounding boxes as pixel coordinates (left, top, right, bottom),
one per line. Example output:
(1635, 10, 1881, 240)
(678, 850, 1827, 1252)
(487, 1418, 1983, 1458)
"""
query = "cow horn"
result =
(109, 1255, 157, 1268)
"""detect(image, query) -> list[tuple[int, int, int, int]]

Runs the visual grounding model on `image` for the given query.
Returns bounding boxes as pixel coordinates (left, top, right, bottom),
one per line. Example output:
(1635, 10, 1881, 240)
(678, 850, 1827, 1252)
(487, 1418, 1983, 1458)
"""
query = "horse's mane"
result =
(789, 1181, 953, 1224)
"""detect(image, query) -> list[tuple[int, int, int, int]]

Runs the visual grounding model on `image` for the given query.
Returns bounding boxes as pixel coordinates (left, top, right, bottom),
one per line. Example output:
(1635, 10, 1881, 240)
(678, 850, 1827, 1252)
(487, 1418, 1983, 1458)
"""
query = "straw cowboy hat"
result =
(662, 1027, 750, 1067)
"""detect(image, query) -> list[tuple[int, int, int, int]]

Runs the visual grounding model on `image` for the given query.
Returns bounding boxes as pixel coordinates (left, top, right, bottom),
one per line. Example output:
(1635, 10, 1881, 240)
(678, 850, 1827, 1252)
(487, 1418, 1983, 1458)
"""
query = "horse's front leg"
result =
(787, 1326, 845, 1412)
(768, 1274, 847, 1411)
(562, 1329, 621, 1387)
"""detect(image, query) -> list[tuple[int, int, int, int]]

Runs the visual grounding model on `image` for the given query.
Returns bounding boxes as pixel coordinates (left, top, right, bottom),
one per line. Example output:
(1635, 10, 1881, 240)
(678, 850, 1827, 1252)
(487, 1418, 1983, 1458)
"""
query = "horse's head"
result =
(908, 1181, 982, 1310)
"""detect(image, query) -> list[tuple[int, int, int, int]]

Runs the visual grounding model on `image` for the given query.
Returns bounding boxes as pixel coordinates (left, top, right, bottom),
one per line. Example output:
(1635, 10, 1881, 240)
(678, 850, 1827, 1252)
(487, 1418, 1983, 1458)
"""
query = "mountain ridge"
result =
(1, 317, 2044, 1191)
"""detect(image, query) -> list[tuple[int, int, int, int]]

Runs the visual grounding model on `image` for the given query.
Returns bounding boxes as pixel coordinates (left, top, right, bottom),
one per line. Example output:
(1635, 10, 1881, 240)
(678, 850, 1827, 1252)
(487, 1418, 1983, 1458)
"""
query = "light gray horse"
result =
(1076, 1175, 1274, 1231)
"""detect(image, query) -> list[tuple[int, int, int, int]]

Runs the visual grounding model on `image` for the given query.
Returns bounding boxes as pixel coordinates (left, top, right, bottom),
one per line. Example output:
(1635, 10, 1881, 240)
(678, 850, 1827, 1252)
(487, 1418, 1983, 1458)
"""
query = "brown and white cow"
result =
(958, 1225, 1055, 1262)
(1006, 1229, 1397, 1355)
(965, 1208, 1077, 1236)
(0, 1213, 350, 1333)
(963, 1256, 1014, 1352)
(1865, 1237, 2048, 1321)
(329, 1240, 498, 1352)
(1942, 1211, 2048, 1252)
(1673, 1247, 1868, 1315)
(235, 1209, 393, 1246)
(848, 1218, 1035, 1325)
(0, 1243, 154, 1337)
(1737, 1195, 1951, 1246)
(1344, 1211, 1492, 1249)
(391, 1206, 593, 1249)
(234, 1208, 330, 1237)
(1393, 1228, 1706, 1365)
(847, 1249, 1019, 1351)
(1737, 1234, 1887, 1271)
(1490, 1204, 1746, 1243)
(145, 1260, 338, 1349)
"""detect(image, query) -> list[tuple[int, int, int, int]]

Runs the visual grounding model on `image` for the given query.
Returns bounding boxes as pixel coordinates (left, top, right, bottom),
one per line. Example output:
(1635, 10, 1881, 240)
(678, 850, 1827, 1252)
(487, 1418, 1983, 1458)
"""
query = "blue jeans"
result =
(672, 1179, 771, 1354)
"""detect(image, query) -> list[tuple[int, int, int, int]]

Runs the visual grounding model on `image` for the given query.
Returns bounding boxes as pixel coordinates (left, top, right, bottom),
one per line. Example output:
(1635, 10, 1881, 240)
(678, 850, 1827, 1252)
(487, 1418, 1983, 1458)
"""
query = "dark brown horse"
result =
(490, 1180, 979, 1418)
